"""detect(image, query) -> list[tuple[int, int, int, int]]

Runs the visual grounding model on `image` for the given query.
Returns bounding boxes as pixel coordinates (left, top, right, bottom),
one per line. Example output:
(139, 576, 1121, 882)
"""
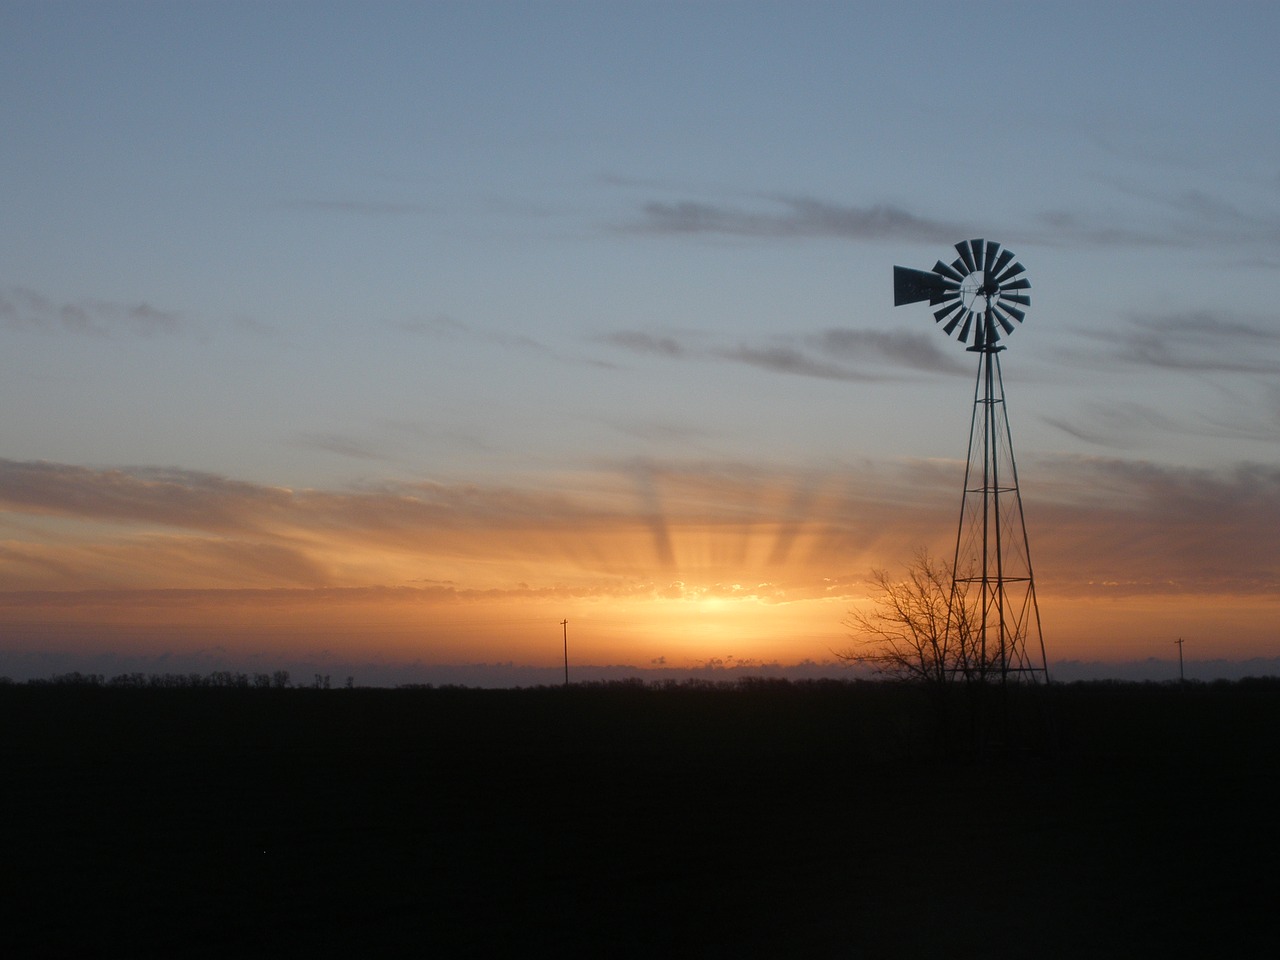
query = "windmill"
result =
(894, 239, 1050, 693)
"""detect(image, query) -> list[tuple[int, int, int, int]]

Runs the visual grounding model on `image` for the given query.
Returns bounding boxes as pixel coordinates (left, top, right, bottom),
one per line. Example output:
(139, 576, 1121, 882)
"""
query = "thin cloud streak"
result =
(1042, 402, 1187, 450)
(1104, 182, 1280, 245)
(1, 287, 182, 338)
(810, 329, 969, 375)
(1050, 310, 1280, 402)
(620, 181, 1279, 254)
(601, 325, 965, 381)
(1106, 312, 1280, 374)
(627, 197, 963, 243)
(0, 461, 293, 534)
(717, 344, 872, 382)
(292, 433, 388, 462)
(598, 330, 686, 358)
(280, 198, 437, 217)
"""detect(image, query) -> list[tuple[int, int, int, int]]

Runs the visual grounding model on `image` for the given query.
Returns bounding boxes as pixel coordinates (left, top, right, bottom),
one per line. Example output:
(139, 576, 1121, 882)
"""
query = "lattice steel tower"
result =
(893, 239, 1050, 688)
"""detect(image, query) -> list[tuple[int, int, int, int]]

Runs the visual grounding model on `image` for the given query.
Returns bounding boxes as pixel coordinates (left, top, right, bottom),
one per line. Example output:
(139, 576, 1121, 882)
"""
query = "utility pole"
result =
(1175, 637, 1185, 683)
(561, 619, 569, 686)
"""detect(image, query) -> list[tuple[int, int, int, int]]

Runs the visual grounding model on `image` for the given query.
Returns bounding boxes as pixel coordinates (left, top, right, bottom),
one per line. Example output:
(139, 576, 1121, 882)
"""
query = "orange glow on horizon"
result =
(2, 579, 1277, 679)
(2, 457, 1278, 678)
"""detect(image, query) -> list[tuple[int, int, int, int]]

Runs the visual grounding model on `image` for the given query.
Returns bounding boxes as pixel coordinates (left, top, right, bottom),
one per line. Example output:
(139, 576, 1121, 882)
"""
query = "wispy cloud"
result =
(1108, 182, 1280, 245)
(808, 329, 969, 375)
(1042, 401, 1187, 449)
(605, 417, 711, 446)
(389, 314, 471, 340)
(600, 325, 966, 380)
(292, 432, 388, 462)
(392, 311, 554, 357)
(602, 327, 867, 380)
(1028, 210, 1173, 247)
(0, 461, 291, 534)
(1059, 310, 1280, 376)
(618, 183, 1224, 253)
(1, 287, 182, 338)
(1033, 180, 1280, 249)
(598, 330, 686, 358)
(626, 196, 964, 243)
(717, 344, 873, 382)
(1039, 309, 1280, 451)
(617, 179, 1280, 254)
(1109, 311, 1280, 374)
(280, 198, 436, 217)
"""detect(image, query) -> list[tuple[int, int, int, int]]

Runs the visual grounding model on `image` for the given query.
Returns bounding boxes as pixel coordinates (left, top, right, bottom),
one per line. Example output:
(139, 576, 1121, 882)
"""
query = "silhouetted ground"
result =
(2, 677, 1276, 957)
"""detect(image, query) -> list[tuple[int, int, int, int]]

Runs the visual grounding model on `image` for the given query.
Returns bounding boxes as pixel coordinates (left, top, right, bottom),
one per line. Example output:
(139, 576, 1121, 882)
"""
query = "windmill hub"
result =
(961, 273, 990, 312)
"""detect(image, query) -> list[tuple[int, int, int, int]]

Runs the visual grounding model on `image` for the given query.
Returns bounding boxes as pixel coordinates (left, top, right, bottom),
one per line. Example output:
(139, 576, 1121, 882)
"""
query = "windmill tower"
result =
(893, 239, 1050, 694)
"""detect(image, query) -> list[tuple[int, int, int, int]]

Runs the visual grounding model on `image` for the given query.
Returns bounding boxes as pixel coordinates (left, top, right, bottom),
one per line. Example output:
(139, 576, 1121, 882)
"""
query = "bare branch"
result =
(838, 549, 980, 686)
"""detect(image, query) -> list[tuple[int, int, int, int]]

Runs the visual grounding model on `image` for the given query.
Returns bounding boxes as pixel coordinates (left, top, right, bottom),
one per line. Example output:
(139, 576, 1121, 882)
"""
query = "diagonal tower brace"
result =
(949, 329, 1050, 689)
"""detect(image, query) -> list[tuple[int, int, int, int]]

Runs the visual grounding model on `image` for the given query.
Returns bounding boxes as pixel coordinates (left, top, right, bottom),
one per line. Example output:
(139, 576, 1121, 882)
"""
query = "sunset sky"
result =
(3, 1, 1280, 683)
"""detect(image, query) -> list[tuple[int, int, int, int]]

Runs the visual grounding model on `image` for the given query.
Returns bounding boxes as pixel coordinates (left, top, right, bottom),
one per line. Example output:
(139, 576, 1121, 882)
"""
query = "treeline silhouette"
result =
(13, 667, 1280, 693)
(3, 669, 346, 688)
(4, 676, 1277, 957)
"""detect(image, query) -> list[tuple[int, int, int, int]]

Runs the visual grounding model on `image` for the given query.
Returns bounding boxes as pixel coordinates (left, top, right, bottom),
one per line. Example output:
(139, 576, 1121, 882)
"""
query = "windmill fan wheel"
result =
(893, 238, 1030, 347)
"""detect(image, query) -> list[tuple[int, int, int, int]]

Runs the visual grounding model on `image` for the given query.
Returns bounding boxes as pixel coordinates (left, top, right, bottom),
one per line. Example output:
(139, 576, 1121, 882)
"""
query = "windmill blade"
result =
(989, 247, 1015, 278)
(994, 262, 1027, 285)
(933, 259, 966, 283)
(971, 238, 987, 272)
(957, 311, 974, 343)
(1001, 304, 1026, 324)
(984, 240, 1000, 275)
(956, 239, 978, 274)
(992, 306, 1016, 335)
(999, 277, 1031, 292)
(928, 277, 961, 305)
(894, 266, 953, 306)
(1000, 293, 1031, 307)
(931, 296, 962, 320)
(937, 302, 964, 332)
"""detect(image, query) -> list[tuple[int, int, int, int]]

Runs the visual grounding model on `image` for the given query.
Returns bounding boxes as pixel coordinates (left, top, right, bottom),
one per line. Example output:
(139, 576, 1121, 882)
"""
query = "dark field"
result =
(3, 678, 1277, 958)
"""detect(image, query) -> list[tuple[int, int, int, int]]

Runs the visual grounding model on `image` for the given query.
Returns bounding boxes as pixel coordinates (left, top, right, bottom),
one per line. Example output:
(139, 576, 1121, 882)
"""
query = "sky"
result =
(3, 0, 1280, 684)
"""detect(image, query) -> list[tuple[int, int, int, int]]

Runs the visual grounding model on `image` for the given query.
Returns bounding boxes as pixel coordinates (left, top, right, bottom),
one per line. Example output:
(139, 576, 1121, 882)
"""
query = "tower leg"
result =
(948, 341, 1050, 750)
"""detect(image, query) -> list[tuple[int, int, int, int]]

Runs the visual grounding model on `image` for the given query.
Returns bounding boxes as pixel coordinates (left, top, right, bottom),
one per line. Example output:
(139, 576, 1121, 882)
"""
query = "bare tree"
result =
(843, 550, 1052, 757)
(838, 550, 976, 687)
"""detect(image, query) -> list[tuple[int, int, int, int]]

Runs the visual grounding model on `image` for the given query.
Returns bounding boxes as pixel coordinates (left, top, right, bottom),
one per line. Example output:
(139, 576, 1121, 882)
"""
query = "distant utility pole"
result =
(561, 619, 569, 686)
(1175, 637, 1185, 683)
